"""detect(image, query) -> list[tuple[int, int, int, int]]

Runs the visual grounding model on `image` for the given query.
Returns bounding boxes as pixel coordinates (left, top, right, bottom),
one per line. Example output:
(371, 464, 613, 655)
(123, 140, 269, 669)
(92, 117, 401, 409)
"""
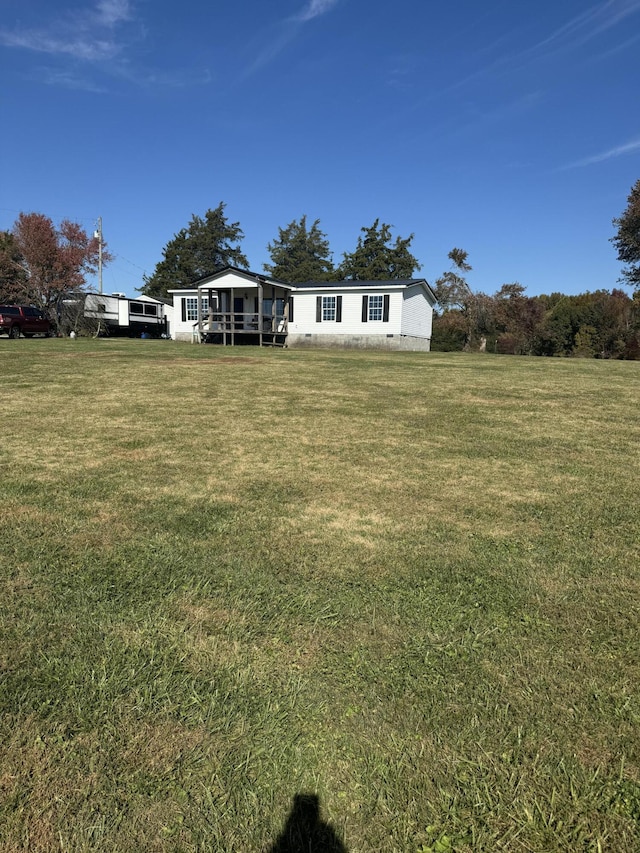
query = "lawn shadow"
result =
(267, 793, 347, 853)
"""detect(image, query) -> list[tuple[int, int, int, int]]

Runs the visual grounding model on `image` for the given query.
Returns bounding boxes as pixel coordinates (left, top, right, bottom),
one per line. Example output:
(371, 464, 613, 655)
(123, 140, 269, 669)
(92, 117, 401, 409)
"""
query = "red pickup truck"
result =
(0, 305, 52, 338)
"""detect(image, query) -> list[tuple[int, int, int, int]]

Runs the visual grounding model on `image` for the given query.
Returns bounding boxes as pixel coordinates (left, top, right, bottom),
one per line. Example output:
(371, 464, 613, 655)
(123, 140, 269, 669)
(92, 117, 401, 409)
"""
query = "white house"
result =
(168, 267, 436, 350)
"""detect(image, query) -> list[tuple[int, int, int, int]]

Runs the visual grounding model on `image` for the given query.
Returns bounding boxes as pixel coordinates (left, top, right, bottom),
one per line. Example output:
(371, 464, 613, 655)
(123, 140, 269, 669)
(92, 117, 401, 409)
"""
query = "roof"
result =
(293, 278, 424, 289)
(292, 277, 437, 302)
(167, 268, 436, 303)
(168, 266, 292, 292)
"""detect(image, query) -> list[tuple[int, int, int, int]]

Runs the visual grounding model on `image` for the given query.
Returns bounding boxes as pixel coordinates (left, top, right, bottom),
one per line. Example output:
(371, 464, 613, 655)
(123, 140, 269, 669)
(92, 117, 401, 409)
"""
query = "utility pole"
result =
(93, 217, 104, 338)
(94, 217, 103, 294)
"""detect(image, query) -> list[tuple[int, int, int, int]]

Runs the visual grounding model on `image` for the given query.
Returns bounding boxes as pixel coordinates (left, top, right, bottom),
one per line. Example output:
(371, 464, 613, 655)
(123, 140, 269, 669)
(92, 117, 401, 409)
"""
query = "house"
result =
(169, 267, 437, 351)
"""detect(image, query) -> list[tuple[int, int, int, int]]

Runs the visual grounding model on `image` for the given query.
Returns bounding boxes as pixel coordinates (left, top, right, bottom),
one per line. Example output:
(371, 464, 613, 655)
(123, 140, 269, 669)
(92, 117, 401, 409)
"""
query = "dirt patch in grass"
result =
(120, 719, 209, 775)
(0, 715, 206, 853)
(59, 352, 264, 365)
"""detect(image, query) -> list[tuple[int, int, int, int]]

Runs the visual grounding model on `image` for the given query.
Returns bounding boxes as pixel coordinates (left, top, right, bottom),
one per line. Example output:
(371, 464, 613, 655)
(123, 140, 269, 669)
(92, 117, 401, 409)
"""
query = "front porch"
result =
(194, 277, 292, 347)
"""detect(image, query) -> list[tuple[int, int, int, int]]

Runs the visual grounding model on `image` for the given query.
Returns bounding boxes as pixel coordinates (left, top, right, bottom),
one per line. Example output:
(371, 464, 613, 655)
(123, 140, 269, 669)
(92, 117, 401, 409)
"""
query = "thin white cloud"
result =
(240, 28, 298, 79)
(409, 2, 640, 117)
(0, 30, 119, 61)
(297, 0, 340, 23)
(95, 0, 133, 27)
(0, 0, 203, 90)
(240, 0, 340, 79)
(38, 67, 108, 93)
(563, 136, 640, 168)
(0, 0, 133, 62)
(523, 0, 640, 60)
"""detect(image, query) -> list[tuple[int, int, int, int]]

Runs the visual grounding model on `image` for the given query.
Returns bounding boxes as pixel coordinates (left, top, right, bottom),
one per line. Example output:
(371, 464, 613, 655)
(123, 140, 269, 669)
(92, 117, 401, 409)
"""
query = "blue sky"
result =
(1, 0, 639, 297)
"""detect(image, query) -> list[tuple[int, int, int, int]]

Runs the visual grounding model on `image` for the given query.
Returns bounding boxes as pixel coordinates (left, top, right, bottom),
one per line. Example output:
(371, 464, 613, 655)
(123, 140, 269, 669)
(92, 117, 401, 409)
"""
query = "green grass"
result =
(1, 338, 639, 852)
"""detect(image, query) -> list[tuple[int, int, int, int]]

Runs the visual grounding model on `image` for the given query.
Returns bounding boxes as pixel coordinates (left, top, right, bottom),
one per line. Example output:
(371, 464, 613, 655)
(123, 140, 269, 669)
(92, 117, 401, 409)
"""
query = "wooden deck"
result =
(196, 311, 288, 347)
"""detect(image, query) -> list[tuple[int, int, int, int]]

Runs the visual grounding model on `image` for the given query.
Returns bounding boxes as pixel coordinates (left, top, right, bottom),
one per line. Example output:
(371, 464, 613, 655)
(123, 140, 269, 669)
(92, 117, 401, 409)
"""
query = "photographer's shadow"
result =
(268, 793, 347, 853)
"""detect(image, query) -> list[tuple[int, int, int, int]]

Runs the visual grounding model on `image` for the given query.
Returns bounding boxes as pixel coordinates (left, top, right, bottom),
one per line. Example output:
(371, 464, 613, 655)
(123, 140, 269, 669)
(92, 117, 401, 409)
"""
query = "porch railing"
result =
(197, 311, 287, 343)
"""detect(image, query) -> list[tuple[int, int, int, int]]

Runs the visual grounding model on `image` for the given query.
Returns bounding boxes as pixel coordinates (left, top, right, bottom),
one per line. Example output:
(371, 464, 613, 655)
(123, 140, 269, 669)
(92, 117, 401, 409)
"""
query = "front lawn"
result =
(1, 339, 638, 851)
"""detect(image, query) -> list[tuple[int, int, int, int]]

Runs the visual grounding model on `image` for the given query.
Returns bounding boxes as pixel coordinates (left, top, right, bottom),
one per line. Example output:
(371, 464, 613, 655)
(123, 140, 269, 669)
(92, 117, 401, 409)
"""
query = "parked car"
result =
(0, 305, 52, 338)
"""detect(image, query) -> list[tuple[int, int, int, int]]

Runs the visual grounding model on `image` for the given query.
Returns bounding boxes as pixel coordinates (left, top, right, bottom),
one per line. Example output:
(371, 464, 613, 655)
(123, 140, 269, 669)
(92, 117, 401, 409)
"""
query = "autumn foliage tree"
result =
(0, 231, 27, 297)
(0, 213, 107, 322)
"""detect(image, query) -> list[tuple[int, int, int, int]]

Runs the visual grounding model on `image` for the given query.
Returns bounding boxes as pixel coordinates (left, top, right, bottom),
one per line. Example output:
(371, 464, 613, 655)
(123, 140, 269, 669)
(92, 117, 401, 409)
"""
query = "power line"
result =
(113, 253, 148, 275)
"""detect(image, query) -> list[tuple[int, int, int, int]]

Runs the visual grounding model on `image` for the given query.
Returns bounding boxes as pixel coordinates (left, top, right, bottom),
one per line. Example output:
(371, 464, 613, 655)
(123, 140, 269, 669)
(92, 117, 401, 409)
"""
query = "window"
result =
(144, 303, 158, 316)
(322, 296, 336, 321)
(362, 294, 390, 323)
(263, 298, 284, 317)
(185, 297, 209, 321)
(316, 294, 342, 322)
(368, 294, 383, 321)
(130, 302, 144, 315)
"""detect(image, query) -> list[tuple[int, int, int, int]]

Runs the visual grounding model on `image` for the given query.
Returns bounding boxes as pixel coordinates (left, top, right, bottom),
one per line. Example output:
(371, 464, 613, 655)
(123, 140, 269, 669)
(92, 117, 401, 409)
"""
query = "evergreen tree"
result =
(264, 216, 334, 282)
(339, 219, 421, 280)
(142, 203, 248, 299)
(612, 178, 640, 294)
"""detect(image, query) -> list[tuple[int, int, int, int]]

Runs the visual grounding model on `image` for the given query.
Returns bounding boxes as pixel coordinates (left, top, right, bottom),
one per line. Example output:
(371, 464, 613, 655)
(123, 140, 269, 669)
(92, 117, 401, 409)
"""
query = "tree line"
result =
(138, 204, 422, 299)
(432, 180, 640, 358)
(1, 178, 638, 355)
(432, 271, 639, 359)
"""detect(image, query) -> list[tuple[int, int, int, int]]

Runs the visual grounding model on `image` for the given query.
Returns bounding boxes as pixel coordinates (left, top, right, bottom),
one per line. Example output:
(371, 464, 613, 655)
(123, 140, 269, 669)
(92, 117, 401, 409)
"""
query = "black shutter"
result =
(362, 295, 368, 322)
(181, 298, 186, 322)
(254, 296, 259, 313)
(336, 295, 342, 323)
(316, 296, 322, 322)
(289, 296, 294, 322)
(383, 294, 390, 322)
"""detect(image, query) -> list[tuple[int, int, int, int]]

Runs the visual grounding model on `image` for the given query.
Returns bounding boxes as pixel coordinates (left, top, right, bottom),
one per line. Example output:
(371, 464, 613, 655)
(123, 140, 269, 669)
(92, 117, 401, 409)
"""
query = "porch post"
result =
(257, 277, 263, 347)
(223, 290, 227, 346)
(230, 287, 234, 346)
(196, 285, 202, 342)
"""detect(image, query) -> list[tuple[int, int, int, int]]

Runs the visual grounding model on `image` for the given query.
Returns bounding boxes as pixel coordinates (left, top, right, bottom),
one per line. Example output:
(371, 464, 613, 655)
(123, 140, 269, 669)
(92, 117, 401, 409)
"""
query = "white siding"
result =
(209, 270, 257, 289)
(170, 290, 201, 341)
(400, 284, 433, 339)
(290, 289, 403, 337)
